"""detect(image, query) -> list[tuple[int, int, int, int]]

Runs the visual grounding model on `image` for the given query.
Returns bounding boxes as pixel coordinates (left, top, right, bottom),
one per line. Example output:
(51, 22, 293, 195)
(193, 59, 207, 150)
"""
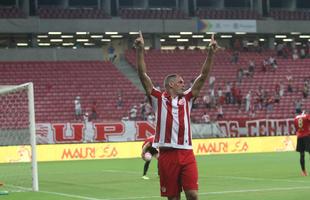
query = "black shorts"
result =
(296, 136, 310, 152)
(146, 146, 159, 156)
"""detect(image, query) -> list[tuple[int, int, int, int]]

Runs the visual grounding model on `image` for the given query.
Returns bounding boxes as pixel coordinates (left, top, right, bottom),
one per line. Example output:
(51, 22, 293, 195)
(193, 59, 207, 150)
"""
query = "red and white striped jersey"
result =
(150, 87, 194, 149)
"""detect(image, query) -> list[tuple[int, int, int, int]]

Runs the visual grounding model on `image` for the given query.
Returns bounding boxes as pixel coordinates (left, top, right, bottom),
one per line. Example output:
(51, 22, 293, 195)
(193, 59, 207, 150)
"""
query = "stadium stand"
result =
(0, 51, 308, 123)
(0, 88, 29, 129)
(125, 49, 310, 121)
(196, 8, 261, 19)
(0, 61, 144, 123)
(119, 8, 189, 19)
(37, 7, 111, 19)
(269, 9, 310, 20)
(0, 6, 26, 18)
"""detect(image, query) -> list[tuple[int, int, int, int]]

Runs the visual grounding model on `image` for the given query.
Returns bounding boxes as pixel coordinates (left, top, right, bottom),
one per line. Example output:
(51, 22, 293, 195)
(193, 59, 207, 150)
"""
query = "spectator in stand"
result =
(202, 112, 210, 123)
(276, 43, 284, 57)
(89, 101, 97, 121)
(216, 104, 224, 120)
(209, 88, 216, 108)
(286, 72, 294, 93)
(256, 86, 265, 110)
(231, 82, 237, 104)
(266, 96, 274, 112)
(253, 40, 261, 53)
(116, 89, 124, 109)
(147, 113, 155, 124)
(140, 101, 147, 120)
(83, 112, 89, 123)
(295, 99, 303, 114)
(248, 60, 255, 77)
(108, 45, 115, 62)
(230, 51, 239, 64)
(283, 44, 290, 59)
(140, 100, 152, 121)
(275, 82, 280, 97)
(249, 101, 256, 117)
(242, 39, 248, 51)
(303, 81, 309, 99)
(202, 92, 211, 109)
(225, 82, 232, 104)
(292, 48, 299, 60)
(307, 42, 310, 56)
(74, 96, 82, 120)
(116, 96, 123, 109)
(117, 89, 123, 97)
(236, 68, 244, 83)
(269, 56, 278, 71)
(262, 59, 268, 72)
(145, 101, 152, 117)
(262, 91, 269, 109)
(235, 86, 243, 112)
(279, 81, 285, 97)
(306, 42, 310, 57)
(217, 87, 225, 105)
(233, 39, 241, 50)
(245, 90, 252, 112)
(155, 83, 161, 91)
(209, 76, 216, 89)
(129, 105, 138, 121)
(300, 45, 306, 59)
(274, 91, 280, 104)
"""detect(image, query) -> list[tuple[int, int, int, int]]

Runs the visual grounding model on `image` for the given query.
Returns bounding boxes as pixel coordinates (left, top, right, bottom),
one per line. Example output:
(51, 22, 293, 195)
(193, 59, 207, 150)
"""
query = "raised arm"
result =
(135, 31, 154, 96)
(191, 34, 219, 98)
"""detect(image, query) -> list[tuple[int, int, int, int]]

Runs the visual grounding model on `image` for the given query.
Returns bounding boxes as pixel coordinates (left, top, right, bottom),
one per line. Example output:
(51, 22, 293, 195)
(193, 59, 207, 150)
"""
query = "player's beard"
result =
(177, 88, 185, 96)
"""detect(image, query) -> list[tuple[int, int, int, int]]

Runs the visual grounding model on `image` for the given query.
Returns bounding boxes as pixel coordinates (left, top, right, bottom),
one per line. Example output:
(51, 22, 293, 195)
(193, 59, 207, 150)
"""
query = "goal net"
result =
(0, 83, 38, 192)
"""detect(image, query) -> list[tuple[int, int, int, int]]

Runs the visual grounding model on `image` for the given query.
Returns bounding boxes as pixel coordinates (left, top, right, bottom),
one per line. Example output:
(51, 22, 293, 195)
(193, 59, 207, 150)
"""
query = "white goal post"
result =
(0, 82, 38, 191)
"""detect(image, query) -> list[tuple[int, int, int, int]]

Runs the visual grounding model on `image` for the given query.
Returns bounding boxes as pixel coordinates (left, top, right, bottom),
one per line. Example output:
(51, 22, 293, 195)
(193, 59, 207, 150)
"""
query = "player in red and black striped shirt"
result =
(294, 110, 310, 176)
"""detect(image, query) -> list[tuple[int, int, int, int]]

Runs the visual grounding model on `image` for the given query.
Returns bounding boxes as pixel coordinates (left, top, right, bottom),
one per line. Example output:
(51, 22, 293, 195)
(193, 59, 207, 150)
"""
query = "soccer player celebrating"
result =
(293, 110, 310, 176)
(135, 31, 218, 200)
(141, 135, 159, 180)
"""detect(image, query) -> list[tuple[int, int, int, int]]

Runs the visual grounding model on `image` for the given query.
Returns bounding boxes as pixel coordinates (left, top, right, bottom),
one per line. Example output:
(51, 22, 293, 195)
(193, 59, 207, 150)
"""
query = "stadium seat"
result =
(0, 61, 144, 123)
(125, 49, 310, 120)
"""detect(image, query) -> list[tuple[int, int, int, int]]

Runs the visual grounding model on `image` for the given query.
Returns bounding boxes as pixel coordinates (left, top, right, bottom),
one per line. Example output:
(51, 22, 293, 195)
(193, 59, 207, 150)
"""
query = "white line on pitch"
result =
(102, 169, 310, 184)
(4, 184, 32, 192)
(40, 191, 103, 200)
(102, 169, 141, 174)
(39, 185, 310, 200)
(206, 175, 310, 183)
(200, 185, 310, 195)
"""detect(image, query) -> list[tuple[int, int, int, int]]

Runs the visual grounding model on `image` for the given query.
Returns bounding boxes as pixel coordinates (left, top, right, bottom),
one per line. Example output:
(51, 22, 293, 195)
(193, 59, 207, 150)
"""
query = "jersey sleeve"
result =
(184, 88, 194, 101)
(151, 87, 162, 98)
(149, 87, 161, 112)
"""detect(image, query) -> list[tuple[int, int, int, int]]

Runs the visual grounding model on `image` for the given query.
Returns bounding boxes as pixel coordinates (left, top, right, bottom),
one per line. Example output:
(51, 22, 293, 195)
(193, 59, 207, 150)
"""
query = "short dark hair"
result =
(164, 74, 178, 89)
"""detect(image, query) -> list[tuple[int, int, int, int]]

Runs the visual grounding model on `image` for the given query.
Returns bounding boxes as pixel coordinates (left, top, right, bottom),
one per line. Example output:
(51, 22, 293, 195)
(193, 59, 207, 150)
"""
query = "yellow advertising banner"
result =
(193, 136, 296, 155)
(0, 136, 297, 163)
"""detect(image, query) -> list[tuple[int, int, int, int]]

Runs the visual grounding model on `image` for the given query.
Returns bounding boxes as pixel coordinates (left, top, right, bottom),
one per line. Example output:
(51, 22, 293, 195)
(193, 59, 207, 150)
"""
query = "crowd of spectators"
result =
(71, 41, 309, 123)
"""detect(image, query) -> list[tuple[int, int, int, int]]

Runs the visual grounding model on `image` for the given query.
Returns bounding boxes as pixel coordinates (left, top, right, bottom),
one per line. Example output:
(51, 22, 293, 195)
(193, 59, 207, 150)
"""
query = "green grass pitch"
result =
(1, 151, 310, 200)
